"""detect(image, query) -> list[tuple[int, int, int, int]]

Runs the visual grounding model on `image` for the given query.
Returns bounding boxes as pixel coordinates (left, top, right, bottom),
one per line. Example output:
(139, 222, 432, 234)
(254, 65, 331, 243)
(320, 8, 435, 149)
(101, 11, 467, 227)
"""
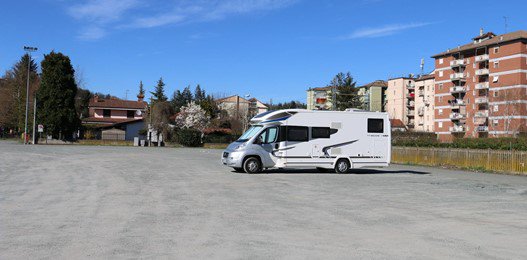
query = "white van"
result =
(221, 109, 391, 173)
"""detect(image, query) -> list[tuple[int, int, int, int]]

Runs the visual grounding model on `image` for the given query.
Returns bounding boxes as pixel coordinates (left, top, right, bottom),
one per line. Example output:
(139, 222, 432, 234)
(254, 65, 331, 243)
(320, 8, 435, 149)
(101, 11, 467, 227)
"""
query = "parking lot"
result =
(1, 141, 527, 259)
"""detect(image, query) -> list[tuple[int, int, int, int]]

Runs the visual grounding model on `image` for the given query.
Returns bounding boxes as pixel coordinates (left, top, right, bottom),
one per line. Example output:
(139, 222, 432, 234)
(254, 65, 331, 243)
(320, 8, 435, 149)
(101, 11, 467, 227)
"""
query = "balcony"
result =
(407, 83, 415, 90)
(450, 59, 466, 67)
(474, 110, 489, 118)
(450, 86, 467, 93)
(450, 73, 467, 81)
(406, 101, 415, 108)
(450, 112, 466, 120)
(418, 108, 424, 116)
(449, 99, 466, 108)
(407, 111, 415, 117)
(475, 97, 488, 104)
(418, 89, 424, 97)
(450, 125, 466, 133)
(475, 68, 489, 76)
(407, 92, 415, 99)
(476, 126, 489, 132)
(475, 54, 489, 63)
(475, 82, 489, 90)
(418, 120, 424, 126)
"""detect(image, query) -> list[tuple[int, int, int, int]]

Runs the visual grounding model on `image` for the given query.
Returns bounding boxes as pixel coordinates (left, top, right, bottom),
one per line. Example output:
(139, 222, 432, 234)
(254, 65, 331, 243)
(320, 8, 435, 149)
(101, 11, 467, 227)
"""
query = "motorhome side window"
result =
(257, 127, 278, 144)
(311, 127, 331, 138)
(367, 119, 384, 133)
(287, 126, 308, 142)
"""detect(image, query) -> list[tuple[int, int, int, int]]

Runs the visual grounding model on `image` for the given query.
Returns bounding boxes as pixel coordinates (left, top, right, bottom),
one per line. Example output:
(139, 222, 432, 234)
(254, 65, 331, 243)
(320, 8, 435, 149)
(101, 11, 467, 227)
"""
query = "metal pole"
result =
(24, 52, 31, 144)
(32, 96, 37, 144)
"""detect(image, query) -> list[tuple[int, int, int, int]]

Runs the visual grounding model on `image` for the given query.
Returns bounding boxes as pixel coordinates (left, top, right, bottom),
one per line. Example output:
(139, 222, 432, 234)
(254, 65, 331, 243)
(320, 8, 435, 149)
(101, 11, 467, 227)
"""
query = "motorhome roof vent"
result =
(345, 108, 367, 112)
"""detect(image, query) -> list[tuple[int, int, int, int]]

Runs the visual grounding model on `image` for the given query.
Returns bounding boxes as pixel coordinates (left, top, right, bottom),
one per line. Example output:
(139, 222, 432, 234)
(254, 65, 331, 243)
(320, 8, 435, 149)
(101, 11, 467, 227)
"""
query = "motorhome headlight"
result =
(235, 143, 247, 151)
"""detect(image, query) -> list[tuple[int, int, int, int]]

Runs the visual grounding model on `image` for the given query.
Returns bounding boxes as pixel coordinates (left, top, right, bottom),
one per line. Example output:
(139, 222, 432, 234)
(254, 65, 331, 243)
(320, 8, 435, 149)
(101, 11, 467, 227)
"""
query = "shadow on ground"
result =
(232, 168, 430, 175)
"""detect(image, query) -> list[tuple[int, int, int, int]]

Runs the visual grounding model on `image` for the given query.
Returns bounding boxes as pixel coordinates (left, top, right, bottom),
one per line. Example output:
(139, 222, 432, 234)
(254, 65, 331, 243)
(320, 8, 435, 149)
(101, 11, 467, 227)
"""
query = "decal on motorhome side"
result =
(322, 140, 358, 156)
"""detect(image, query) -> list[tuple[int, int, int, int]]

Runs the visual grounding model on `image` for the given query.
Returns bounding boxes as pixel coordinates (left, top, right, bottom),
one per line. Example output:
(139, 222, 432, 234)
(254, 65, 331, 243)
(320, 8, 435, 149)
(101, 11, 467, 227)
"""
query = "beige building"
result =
(306, 86, 334, 110)
(386, 77, 415, 128)
(357, 80, 388, 112)
(414, 74, 436, 132)
(216, 95, 268, 118)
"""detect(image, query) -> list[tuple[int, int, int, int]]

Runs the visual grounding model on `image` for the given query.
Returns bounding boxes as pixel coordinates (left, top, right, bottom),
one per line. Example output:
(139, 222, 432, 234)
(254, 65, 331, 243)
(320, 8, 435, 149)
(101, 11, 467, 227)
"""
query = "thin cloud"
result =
(66, 0, 298, 40)
(344, 22, 432, 39)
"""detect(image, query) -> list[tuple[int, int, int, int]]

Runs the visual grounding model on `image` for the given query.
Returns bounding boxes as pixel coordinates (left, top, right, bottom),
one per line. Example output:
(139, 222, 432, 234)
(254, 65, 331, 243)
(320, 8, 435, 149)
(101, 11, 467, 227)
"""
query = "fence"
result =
(392, 147, 527, 175)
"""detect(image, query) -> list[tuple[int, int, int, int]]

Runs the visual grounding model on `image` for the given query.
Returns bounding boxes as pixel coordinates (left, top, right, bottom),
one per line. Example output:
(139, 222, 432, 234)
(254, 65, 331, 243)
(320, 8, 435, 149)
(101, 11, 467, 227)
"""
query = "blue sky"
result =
(1, 0, 526, 103)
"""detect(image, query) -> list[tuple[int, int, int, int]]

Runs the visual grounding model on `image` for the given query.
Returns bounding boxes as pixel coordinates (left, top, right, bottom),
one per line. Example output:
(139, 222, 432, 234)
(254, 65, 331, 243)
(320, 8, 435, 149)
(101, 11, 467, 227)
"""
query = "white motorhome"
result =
(221, 109, 391, 173)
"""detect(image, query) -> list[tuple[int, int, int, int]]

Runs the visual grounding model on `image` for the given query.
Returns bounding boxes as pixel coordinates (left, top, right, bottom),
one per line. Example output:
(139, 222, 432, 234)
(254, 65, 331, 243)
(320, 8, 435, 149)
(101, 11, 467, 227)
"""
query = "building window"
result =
(287, 126, 308, 142)
(439, 83, 443, 90)
(367, 119, 384, 133)
(494, 91, 499, 97)
(127, 110, 135, 118)
(439, 58, 444, 64)
(439, 71, 443, 77)
(439, 122, 443, 128)
(439, 96, 443, 103)
(493, 119, 499, 126)
(494, 61, 499, 69)
(103, 109, 111, 118)
(494, 105, 499, 112)
(311, 127, 331, 139)
(439, 109, 443, 115)
(494, 47, 499, 54)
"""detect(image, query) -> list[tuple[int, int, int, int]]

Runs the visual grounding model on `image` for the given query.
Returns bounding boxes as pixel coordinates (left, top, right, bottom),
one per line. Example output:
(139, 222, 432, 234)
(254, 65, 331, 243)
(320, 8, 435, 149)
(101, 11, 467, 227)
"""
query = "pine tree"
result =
(37, 51, 79, 139)
(181, 86, 193, 104)
(138, 80, 145, 96)
(194, 84, 205, 102)
(151, 77, 168, 102)
(330, 72, 359, 111)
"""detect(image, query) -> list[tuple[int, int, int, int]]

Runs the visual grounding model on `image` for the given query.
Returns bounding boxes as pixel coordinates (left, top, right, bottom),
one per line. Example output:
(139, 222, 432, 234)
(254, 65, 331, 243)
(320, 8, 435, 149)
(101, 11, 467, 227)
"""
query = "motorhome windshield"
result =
(237, 125, 263, 142)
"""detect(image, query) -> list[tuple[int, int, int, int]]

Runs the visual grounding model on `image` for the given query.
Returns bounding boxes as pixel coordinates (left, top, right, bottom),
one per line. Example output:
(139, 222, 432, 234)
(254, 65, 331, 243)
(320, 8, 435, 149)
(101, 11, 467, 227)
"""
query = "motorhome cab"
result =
(222, 109, 391, 173)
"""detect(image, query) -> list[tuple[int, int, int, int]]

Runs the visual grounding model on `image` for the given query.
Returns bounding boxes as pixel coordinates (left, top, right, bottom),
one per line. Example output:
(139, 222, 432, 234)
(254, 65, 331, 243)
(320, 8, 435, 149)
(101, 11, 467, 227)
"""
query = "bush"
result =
(175, 128, 202, 147)
(392, 131, 527, 151)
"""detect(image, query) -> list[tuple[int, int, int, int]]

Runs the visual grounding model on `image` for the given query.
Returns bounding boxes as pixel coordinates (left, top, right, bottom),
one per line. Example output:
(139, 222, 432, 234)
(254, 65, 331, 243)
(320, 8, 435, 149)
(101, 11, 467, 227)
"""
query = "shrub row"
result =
(393, 135, 527, 151)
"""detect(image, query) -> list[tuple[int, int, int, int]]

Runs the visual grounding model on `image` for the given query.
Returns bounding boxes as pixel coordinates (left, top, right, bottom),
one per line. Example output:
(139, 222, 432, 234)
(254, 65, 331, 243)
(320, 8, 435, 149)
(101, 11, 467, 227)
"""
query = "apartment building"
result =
(386, 77, 415, 128)
(432, 30, 527, 142)
(414, 74, 436, 132)
(357, 80, 388, 112)
(216, 95, 269, 118)
(306, 86, 334, 110)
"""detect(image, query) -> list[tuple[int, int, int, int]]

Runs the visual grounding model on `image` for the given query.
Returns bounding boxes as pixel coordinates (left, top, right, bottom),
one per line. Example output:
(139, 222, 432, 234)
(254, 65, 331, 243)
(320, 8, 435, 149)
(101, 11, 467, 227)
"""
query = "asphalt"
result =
(1, 141, 527, 259)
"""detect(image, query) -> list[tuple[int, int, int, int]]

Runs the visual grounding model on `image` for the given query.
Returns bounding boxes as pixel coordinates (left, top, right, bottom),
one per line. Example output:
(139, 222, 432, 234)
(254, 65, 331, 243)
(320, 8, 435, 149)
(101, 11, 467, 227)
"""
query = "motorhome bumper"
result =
(221, 151, 243, 167)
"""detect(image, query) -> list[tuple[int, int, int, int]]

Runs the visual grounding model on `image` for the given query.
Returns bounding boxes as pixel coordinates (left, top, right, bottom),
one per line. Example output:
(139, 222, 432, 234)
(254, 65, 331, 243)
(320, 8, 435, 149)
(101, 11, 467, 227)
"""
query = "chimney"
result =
(94, 94, 99, 103)
(137, 93, 144, 102)
(480, 28, 484, 36)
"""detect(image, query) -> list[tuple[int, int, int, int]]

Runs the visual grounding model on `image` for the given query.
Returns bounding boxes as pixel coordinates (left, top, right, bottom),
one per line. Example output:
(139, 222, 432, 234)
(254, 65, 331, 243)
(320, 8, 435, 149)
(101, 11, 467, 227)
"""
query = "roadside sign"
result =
(38, 124, 44, 133)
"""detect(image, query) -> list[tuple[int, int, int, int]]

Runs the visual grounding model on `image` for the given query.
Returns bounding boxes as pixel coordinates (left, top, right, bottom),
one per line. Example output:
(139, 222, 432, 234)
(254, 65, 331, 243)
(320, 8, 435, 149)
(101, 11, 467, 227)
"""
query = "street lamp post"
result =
(23, 46, 37, 145)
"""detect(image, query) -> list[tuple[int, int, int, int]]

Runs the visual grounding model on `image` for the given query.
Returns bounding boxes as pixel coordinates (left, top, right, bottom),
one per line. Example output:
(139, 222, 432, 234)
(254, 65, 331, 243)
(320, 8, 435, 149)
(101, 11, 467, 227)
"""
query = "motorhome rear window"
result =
(311, 127, 331, 138)
(287, 126, 308, 142)
(367, 119, 384, 133)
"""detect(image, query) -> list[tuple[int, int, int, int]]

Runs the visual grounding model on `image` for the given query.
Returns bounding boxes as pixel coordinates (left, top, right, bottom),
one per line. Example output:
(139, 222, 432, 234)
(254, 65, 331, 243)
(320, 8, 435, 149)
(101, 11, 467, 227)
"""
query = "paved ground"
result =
(1, 141, 527, 259)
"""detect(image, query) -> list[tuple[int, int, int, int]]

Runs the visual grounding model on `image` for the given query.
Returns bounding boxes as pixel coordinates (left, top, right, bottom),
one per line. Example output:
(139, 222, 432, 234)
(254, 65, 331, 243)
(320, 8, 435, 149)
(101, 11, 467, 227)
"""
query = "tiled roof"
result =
(390, 119, 406, 128)
(309, 86, 334, 91)
(415, 74, 435, 81)
(89, 98, 147, 109)
(432, 30, 527, 58)
(359, 80, 387, 88)
(215, 95, 250, 103)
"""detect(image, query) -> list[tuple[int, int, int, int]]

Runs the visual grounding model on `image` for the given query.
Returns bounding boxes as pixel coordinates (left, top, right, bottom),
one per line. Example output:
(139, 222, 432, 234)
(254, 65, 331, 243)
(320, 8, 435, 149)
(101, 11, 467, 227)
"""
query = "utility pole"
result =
(23, 46, 37, 145)
(503, 16, 508, 33)
(332, 85, 337, 111)
(32, 96, 37, 144)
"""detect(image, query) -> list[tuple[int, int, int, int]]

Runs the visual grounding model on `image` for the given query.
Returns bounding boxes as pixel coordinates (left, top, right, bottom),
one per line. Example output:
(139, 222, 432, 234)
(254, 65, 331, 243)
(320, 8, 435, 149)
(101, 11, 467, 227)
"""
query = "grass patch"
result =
(203, 143, 228, 149)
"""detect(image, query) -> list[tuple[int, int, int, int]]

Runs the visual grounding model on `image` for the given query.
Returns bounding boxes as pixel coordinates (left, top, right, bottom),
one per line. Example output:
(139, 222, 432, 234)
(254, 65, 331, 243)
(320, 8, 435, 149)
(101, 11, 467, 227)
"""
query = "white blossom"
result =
(175, 101, 210, 131)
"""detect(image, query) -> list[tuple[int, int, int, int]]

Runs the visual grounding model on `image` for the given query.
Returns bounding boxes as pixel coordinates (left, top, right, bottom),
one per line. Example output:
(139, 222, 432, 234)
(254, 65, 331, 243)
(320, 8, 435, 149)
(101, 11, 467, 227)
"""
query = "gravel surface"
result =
(1, 141, 527, 259)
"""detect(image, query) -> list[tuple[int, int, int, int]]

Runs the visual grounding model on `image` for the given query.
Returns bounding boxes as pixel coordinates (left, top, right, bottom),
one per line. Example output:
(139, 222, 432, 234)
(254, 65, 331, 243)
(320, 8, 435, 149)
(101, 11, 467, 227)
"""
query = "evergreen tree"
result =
(0, 54, 40, 132)
(138, 80, 145, 97)
(181, 86, 193, 104)
(194, 84, 205, 102)
(151, 77, 167, 102)
(37, 51, 79, 139)
(330, 72, 359, 111)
